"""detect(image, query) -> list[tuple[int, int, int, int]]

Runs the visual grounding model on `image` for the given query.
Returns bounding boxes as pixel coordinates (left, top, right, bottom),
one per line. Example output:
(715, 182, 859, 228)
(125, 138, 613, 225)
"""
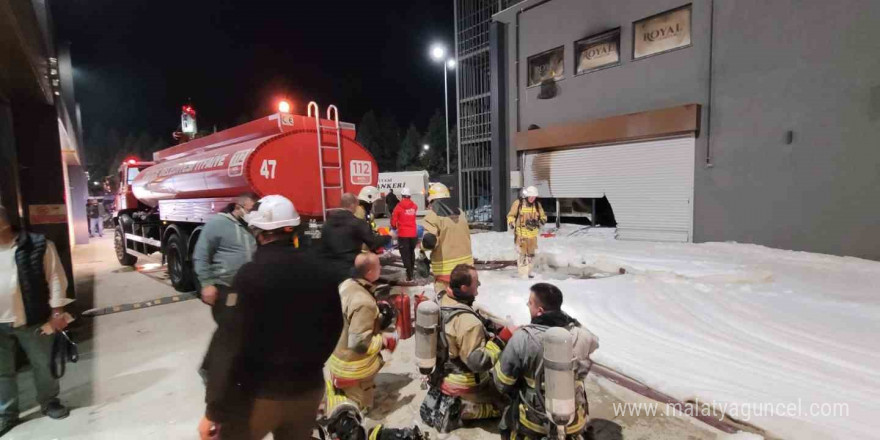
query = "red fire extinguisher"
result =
(392, 293, 413, 340)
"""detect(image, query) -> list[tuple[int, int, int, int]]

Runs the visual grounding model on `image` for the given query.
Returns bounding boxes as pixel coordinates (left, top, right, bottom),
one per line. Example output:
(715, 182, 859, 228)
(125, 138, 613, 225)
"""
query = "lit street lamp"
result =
(429, 43, 455, 175)
(423, 144, 430, 151)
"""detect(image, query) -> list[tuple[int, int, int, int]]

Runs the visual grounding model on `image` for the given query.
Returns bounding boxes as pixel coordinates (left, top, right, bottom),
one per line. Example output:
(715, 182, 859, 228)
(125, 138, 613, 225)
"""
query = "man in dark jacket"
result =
(384, 189, 400, 218)
(0, 206, 72, 435)
(391, 187, 418, 281)
(321, 193, 390, 278)
(199, 195, 344, 440)
(86, 199, 106, 238)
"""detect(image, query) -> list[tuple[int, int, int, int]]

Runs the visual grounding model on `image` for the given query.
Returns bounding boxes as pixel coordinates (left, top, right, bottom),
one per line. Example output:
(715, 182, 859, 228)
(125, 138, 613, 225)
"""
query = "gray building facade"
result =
(492, 0, 880, 260)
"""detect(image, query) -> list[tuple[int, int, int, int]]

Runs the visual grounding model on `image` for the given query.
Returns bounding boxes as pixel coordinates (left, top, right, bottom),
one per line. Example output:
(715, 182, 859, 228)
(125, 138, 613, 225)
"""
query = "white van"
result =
(375, 170, 430, 217)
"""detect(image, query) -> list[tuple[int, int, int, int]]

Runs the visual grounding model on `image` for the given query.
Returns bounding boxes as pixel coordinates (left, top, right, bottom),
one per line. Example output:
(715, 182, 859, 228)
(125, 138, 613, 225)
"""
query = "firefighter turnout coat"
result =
(493, 311, 599, 438)
(506, 199, 547, 257)
(422, 210, 474, 279)
(438, 294, 503, 401)
(327, 278, 385, 410)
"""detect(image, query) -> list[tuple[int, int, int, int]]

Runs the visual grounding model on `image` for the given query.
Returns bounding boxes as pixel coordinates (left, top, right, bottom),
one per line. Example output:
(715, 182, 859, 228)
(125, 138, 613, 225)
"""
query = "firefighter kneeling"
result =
(326, 252, 397, 413)
(416, 264, 513, 433)
(494, 283, 599, 440)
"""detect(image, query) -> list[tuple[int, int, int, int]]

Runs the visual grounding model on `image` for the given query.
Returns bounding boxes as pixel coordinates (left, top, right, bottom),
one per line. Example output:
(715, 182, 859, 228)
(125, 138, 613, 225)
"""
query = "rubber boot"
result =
(517, 263, 530, 280)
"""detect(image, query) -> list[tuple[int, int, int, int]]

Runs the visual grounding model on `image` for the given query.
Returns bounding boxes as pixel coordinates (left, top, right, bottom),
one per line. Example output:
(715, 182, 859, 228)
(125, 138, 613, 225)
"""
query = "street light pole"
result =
(430, 43, 454, 175)
(443, 65, 450, 175)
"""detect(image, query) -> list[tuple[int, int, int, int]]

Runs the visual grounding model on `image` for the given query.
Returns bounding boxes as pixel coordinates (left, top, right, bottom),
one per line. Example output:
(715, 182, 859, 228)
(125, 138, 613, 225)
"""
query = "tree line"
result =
(356, 109, 458, 176)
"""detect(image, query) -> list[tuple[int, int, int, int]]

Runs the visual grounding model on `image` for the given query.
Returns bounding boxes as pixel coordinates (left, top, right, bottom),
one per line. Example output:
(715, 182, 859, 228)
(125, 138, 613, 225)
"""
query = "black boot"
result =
(42, 399, 70, 419)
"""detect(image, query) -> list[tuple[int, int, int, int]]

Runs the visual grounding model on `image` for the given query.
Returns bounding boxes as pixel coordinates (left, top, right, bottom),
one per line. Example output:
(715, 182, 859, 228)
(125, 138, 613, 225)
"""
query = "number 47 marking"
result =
(260, 159, 277, 179)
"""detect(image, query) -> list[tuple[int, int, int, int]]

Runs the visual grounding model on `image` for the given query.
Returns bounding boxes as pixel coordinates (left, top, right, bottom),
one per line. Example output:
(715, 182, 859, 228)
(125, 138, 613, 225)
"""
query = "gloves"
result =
(382, 332, 399, 352)
(497, 326, 516, 343)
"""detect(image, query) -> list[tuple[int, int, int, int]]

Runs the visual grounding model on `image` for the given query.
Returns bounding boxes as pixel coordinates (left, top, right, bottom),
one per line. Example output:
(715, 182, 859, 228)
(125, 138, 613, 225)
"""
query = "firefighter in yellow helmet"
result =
(507, 186, 546, 279)
(421, 182, 474, 295)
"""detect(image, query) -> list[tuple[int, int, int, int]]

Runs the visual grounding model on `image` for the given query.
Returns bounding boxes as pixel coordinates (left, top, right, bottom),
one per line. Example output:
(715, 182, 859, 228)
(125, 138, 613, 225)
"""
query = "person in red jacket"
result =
(391, 187, 419, 281)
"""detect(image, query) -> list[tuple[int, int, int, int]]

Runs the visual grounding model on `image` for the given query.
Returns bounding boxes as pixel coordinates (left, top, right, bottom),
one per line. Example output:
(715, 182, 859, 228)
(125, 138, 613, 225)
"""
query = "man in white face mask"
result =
(0, 205, 74, 434)
(192, 192, 258, 306)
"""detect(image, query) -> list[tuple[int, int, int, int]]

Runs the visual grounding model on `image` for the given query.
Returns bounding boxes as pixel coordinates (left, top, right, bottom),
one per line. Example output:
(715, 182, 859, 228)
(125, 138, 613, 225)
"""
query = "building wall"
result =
(496, 0, 880, 259)
(700, 0, 880, 259)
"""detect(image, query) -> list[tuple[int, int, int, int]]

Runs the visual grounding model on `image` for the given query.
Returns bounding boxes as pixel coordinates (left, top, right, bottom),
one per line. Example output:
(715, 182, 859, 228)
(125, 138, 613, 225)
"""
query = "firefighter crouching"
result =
(326, 252, 398, 412)
(494, 283, 599, 440)
(507, 186, 547, 279)
(417, 264, 515, 433)
(421, 182, 474, 295)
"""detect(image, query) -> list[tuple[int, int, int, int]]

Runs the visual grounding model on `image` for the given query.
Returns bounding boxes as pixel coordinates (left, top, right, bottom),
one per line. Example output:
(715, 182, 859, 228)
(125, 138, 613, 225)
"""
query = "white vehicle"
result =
(375, 170, 430, 217)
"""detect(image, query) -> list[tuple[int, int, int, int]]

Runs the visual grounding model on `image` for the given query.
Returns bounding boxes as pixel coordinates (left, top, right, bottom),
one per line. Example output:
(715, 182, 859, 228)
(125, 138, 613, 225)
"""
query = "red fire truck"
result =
(114, 102, 378, 291)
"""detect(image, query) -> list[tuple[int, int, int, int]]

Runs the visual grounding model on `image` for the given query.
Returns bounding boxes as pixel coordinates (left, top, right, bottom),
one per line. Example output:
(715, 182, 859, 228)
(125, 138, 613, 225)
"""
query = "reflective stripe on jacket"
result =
(506, 199, 546, 240)
(494, 318, 599, 436)
(422, 210, 473, 276)
(328, 279, 384, 381)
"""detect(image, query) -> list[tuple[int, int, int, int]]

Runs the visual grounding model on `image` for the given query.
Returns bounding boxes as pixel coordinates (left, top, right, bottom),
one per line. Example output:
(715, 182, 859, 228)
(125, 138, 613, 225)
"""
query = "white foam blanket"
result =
(470, 226, 880, 439)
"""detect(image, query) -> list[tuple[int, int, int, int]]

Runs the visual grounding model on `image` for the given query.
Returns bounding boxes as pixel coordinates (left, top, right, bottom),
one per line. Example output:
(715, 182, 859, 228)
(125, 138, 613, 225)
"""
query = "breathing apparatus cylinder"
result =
(542, 327, 576, 435)
(415, 301, 440, 374)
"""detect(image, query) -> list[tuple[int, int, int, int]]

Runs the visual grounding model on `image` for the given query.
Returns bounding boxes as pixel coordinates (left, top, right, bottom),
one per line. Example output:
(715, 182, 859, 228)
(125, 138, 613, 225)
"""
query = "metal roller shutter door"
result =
(523, 137, 695, 242)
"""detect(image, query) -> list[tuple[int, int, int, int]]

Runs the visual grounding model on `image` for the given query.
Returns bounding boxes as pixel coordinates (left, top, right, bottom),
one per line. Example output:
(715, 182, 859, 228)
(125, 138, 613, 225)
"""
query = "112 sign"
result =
(350, 160, 372, 185)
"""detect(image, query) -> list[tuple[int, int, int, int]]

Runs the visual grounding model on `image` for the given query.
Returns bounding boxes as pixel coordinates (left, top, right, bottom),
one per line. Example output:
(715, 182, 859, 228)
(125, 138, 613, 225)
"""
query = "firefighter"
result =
(421, 182, 473, 295)
(419, 264, 512, 433)
(507, 186, 547, 279)
(355, 185, 381, 230)
(199, 195, 343, 440)
(493, 283, 599, 440)
(325, 252, 398, 412)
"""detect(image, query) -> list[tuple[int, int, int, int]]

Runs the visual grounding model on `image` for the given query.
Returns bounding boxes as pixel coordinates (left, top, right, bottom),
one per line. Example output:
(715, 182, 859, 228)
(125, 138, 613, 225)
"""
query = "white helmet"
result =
(522, 186, 539, 198)
(358, 186, 380, 203)
(400, 187, 412, 197)
(247, 195, 300, 230)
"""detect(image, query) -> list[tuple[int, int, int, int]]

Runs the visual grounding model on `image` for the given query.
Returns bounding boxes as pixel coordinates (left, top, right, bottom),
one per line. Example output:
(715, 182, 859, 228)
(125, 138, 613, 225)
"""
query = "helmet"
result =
(358, 186, 380, 203)
(427, 182, 450, 202)
(522, 186, 539, 198)
(246, 195, 300, 230)
(400, 187, 412, 197)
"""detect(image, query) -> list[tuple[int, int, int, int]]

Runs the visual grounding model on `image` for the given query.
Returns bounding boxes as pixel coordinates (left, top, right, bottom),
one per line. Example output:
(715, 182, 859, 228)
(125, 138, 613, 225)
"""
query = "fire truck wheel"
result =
(166, 233, 195, 292)
(115, 227, 137, 266)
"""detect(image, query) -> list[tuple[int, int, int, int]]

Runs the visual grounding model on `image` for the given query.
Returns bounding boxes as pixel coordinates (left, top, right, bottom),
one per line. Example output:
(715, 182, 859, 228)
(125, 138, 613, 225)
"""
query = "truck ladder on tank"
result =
(308, 101, 345, 221)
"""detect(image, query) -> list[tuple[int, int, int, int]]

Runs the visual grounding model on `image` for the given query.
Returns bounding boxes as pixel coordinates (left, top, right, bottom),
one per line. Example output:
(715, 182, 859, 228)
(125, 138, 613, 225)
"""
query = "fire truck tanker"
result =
(114, 102, 378, 291)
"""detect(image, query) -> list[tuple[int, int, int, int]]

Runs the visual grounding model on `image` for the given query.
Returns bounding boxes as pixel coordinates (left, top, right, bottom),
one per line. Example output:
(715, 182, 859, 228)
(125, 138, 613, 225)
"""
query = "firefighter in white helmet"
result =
(494, 283, 599, 439)
(355, 186, 380, 231)
(199, 195, 344, 440)
(421, 182, 474, 295)
(507, 186, 547, 279)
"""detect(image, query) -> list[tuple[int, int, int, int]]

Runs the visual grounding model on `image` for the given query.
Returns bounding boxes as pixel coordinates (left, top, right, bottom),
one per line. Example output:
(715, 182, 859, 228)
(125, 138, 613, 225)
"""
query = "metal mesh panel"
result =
(455, 0, 523, 224)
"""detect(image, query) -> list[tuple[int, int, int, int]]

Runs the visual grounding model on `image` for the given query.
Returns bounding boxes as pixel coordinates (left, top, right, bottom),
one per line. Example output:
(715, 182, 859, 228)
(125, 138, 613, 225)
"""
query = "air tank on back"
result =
(415, 301, 440, 375)
(130, 103, 378, 219)
(543, 326, 576, 437)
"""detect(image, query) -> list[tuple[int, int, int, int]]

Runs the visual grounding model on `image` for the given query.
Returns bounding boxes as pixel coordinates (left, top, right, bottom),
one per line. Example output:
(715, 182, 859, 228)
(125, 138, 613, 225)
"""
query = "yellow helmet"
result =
(427, 182, 450, 202)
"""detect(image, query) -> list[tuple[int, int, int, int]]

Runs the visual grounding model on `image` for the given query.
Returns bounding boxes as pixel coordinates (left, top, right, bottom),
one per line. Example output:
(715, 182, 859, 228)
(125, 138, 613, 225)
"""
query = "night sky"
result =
(51, 0, 455, 144)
